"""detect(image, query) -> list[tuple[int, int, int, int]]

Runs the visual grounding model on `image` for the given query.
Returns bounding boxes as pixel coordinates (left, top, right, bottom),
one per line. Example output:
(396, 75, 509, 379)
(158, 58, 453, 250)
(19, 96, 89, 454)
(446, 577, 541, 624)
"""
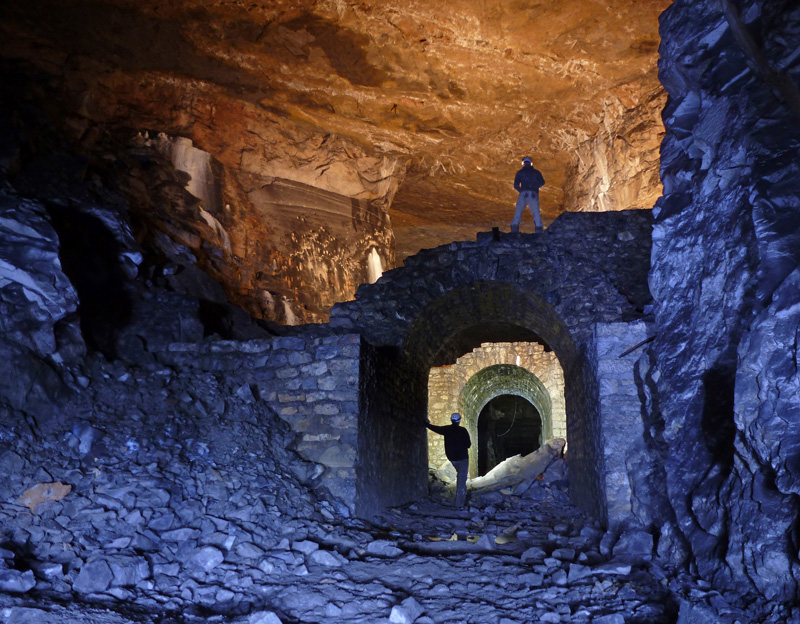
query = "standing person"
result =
(511, 156, 545, 233)
(426, 413, 472, 507)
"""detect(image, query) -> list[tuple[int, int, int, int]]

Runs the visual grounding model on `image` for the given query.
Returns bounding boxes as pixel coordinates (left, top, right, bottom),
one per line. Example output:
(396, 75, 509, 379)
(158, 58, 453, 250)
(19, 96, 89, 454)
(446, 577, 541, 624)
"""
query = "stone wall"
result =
(152, 333, 362, 513)
(331, 210, 655, 349)
(649, 0, 800, 602)
(588, 321, 652, 528)
(358, 345, 428, 516)
(563, 321, 653, 527)
(563, 352, 606, 523)
(427, 342, 566, 476)
(332, 210, 654, 521)
(152, 333, 426, 518)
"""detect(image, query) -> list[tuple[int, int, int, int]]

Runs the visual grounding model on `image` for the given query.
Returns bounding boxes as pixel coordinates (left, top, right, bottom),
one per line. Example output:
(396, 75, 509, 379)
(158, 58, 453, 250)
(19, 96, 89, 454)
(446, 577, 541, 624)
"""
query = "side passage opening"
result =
(478, 395, 541, 476)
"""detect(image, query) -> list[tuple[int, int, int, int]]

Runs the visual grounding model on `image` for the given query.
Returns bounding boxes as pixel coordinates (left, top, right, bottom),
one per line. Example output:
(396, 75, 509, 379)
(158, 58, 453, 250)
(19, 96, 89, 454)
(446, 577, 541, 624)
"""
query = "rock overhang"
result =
(0, 0, 667, 322)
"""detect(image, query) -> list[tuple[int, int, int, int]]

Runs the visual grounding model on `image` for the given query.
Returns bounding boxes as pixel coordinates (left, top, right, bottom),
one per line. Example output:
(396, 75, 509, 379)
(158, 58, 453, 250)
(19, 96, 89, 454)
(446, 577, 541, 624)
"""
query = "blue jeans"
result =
(511, 191, 542, 232)
(451, 459, 469, 507)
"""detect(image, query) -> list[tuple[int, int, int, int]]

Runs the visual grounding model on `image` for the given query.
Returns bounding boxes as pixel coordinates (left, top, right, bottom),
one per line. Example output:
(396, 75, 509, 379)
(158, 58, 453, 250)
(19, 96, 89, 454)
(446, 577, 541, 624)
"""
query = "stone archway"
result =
(331, 212, 653, 521)
(398, 281, 592, 500)
(426, 341, 566, 477)
(460, 364, 553, 477)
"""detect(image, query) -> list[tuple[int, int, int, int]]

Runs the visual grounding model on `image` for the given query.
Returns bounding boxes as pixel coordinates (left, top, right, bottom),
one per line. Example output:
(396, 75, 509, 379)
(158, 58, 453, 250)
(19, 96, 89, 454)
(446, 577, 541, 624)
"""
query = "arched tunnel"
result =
(460, 364, 554, 477)
(408, 284, 582, 486)
(426, 338, 567, 479)
(340, 212, 653, 525)
(477, 393, 542, 476)
(354, 279, 596, 517)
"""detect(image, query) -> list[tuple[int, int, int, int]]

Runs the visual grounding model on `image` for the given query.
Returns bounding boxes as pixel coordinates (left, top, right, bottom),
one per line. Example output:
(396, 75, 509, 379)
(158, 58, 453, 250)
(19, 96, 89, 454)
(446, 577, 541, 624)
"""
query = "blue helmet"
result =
(450, 413, 462, 423)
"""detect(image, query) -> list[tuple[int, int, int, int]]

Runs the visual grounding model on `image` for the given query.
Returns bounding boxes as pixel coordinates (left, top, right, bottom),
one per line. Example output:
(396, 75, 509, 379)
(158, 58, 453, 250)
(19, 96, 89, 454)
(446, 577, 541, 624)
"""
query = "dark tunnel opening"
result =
(45, 204, 133, 359)
(478, 394, 542, 476)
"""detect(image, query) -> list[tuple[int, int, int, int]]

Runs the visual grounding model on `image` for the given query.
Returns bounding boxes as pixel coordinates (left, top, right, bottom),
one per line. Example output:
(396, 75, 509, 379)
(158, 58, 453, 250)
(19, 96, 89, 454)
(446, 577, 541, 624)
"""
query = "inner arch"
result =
(460, 364, 554, 477)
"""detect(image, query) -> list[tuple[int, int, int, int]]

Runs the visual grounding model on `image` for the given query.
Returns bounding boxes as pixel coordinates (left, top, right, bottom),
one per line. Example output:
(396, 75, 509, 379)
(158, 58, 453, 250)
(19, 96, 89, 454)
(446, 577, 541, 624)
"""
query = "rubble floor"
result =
(2, 476, 742, 624)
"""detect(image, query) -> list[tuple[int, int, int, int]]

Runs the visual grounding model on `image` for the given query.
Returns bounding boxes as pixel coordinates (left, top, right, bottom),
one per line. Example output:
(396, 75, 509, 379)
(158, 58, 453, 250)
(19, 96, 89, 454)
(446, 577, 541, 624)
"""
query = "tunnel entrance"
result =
(427, 344, 564, 479)
(478, 394, 542, 476)
(336, 221, 654, 520)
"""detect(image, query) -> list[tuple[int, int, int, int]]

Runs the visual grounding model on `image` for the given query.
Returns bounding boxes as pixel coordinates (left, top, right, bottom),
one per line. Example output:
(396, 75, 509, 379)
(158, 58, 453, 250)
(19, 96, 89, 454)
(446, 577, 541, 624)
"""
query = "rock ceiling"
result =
(0, 0, 669, 320)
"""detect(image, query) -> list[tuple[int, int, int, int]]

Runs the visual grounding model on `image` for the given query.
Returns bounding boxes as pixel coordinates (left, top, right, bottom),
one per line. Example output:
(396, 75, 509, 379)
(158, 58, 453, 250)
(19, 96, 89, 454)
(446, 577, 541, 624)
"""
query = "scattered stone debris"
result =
(0, 384, 681, 624)
(0, 343, 775, 623)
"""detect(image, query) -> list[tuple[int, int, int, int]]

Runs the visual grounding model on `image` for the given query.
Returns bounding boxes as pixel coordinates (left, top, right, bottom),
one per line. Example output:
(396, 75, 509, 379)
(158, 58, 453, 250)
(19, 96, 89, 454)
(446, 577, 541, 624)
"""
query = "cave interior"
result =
(1, 0, 800, 622)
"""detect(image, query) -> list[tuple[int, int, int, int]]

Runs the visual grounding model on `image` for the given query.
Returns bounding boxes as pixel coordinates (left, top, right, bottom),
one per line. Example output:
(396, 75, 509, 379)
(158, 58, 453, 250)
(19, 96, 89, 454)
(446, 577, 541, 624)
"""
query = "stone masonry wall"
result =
(427, 342, 566, 475)
(331, 210, 654, 351)
(589, 320, 652, 528)
(152, 333, 363, 512)
(152, 332, 427, 519)
(566, 348, 606, 524)
(358, 345, 428, 517)
(332, 210, 654, 523)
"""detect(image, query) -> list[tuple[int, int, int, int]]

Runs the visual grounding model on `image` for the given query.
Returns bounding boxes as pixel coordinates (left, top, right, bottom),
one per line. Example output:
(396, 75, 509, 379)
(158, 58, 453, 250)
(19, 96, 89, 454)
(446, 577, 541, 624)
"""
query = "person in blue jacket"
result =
(426, 413, 472, 507)
(511, 156, 545, 233)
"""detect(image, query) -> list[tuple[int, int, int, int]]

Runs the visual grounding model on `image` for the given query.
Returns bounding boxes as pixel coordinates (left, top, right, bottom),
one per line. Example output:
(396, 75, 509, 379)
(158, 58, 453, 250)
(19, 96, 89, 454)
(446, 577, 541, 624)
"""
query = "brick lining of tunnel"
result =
(459, 364, 553, 477)
(426, 340, 567, 477)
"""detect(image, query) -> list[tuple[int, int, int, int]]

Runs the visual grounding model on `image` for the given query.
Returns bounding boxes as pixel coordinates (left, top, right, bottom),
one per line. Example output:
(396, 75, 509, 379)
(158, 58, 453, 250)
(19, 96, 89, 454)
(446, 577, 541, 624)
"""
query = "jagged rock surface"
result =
(646, 0, 800, 603)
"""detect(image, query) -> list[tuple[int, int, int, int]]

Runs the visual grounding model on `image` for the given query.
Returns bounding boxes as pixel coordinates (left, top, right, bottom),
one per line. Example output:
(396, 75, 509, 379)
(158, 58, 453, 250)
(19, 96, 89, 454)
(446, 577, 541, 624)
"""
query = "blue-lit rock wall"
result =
(648, 0, 800, 602)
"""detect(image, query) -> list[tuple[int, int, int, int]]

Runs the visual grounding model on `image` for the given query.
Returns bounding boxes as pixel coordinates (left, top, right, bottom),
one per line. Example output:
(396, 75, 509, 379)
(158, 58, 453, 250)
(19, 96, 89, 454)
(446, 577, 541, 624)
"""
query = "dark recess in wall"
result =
(45, 205, 133, 359)
(478, 395, 542, 475)
(700, 363, 736, 475)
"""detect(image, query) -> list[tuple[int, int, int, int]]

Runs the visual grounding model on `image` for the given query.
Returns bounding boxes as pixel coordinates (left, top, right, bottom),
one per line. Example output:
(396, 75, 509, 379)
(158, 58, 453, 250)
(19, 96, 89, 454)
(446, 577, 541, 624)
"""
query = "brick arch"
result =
(402, 281, 579, 374)
(460, 364, 554, 477)
(426, 339, 567, 473)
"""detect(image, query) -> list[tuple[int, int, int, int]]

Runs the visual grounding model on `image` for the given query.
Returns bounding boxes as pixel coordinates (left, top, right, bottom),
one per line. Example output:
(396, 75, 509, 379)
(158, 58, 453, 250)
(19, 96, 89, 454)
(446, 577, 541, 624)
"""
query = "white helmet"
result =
(450, 413, 462, 423)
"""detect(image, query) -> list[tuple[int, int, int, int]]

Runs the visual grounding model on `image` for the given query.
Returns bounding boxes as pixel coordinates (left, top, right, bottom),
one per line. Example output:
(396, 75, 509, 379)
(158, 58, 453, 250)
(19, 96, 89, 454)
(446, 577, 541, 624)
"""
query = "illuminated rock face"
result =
(0, 0, 666, 321)
(90, 130, 397, 324)
(562, 87, 666, 215)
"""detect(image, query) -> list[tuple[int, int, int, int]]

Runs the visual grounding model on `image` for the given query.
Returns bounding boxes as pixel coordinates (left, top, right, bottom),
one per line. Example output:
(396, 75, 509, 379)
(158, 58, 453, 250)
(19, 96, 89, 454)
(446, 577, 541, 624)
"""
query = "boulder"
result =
(0, 569, 35, 593)
(73, 559, 114, 594)
(389, 597, 425, 624)
(185, 547, 224, 573)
